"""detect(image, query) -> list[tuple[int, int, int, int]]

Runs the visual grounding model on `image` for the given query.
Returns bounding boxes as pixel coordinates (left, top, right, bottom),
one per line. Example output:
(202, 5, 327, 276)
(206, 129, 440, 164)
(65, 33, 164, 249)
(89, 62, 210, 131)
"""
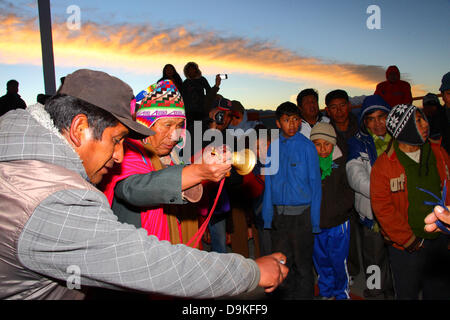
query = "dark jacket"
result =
(182, 76, 212, 121)
(319, 146, 354, 229)
(0, 92, 27, 117)
(330, 111, 359, 160)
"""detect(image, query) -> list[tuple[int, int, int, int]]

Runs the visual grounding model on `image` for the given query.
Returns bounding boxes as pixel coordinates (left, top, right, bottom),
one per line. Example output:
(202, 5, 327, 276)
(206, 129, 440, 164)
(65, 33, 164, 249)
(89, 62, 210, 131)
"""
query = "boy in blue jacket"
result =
(262, 102, 322, 299)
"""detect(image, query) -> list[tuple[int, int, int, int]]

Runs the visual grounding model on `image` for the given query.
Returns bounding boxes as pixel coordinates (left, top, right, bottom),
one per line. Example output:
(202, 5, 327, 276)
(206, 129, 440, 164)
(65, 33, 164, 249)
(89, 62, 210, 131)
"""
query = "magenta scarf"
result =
(102, 138, 171, 242)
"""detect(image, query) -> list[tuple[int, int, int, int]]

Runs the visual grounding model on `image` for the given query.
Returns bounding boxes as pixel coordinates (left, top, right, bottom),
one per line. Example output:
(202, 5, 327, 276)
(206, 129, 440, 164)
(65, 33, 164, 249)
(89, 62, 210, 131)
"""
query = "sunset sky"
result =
(0, 0, 449, 110)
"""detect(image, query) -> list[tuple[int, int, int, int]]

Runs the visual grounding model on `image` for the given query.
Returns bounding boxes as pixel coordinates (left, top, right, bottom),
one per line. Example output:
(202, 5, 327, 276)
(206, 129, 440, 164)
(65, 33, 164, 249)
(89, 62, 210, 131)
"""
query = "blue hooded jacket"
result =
(347, 95, 392, 166)
(346, 95, 391, 227)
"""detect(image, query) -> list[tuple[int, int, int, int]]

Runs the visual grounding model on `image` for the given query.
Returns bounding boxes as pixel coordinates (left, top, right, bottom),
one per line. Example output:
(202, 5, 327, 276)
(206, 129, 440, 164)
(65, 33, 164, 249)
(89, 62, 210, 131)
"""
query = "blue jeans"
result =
(209, 213, 228, 253)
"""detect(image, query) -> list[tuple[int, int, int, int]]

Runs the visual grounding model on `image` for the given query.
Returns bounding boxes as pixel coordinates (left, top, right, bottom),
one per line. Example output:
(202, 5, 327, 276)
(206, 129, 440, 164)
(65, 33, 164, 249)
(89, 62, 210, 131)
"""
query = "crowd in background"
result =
(0, 63, 449, 300)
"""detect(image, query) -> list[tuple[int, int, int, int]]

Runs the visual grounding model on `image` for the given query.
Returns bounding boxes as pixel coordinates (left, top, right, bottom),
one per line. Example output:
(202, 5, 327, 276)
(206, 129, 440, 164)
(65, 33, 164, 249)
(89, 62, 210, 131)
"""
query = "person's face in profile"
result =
(442, 90, 450, 107)
(79, 122, 129, 184)
(231, 111, 243, 126)
(415, 111, 429, 142)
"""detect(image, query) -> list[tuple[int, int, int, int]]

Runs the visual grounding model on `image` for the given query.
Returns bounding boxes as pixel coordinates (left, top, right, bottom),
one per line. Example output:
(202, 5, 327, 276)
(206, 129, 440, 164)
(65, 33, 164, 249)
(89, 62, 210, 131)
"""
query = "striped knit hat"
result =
(386, 104, 428, 145)
(135, 79, 185, 128)
(134, 79, 186, 147)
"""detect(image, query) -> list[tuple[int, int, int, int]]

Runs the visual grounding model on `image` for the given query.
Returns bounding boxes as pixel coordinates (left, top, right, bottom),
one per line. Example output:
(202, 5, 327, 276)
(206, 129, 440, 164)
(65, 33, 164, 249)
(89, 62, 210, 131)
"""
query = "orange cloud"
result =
(0, 11, 386, 91)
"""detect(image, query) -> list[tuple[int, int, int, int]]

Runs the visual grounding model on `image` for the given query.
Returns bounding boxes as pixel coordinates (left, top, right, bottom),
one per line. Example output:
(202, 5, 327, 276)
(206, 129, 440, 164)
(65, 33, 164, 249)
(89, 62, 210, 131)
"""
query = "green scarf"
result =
(368, 129, 392, 157)
(394, 141, 441, 239)
(319, 149, 333, 180)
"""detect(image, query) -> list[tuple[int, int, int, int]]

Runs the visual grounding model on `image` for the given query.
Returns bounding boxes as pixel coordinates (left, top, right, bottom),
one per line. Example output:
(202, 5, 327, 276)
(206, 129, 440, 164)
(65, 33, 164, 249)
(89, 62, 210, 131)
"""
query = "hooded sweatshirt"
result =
(0, 104, 259, 299)
(374, 65, 413, 108)
(346, 95, 391, 225)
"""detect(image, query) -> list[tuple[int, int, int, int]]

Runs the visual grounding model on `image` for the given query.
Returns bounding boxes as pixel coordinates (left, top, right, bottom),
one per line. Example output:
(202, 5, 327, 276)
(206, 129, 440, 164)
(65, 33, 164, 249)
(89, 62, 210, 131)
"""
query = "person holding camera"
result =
(182, 62, 224, 131)
(190, 96, 236, 253)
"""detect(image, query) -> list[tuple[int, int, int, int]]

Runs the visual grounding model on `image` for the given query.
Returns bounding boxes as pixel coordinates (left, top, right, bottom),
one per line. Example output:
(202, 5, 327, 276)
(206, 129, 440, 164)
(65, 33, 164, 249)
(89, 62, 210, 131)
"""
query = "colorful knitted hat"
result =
(134, 80, 186, 147)
(386, 104, 429, 145)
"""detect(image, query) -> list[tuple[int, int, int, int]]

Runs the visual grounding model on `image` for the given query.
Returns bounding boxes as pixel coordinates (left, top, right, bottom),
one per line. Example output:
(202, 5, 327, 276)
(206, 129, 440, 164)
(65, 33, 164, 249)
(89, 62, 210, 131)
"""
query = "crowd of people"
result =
(0, 62, 449, 301)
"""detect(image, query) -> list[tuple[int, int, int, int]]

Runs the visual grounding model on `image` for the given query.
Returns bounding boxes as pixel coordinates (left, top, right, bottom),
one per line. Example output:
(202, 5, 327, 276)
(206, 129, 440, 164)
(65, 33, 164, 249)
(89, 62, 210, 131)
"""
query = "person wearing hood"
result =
(370, 104, 450, 300)
(374, 65, 413, 108)
(346, 94, 394, 299)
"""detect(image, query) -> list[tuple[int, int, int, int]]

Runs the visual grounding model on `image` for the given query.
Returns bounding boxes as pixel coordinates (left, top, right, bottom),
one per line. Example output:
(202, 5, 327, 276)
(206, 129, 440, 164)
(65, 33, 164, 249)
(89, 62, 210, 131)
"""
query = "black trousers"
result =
(347, 210, 361, 276)
(360, 224, 394, 296)
(270, 208, 314, 300)
(388, 234, 450, 300)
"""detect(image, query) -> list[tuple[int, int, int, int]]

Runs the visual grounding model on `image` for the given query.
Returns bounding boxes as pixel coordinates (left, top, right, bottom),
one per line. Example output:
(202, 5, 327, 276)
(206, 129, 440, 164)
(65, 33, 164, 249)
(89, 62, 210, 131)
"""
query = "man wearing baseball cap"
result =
(0, 69, 287, 299)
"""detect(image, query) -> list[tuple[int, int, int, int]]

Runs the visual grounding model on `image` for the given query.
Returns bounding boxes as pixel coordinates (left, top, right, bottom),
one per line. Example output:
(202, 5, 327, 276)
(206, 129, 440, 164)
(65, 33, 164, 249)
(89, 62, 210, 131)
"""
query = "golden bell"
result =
(232, 149, 257, 175)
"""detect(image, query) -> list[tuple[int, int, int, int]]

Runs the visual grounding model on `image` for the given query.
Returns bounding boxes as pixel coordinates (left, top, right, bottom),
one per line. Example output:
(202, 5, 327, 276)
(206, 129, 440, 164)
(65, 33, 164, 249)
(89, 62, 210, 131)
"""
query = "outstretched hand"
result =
(255, 252, 289, 293)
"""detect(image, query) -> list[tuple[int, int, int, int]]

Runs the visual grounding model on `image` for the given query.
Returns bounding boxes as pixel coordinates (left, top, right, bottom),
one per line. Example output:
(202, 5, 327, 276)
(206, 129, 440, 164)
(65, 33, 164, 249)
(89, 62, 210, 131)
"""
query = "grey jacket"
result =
(0, 104, 260, 299)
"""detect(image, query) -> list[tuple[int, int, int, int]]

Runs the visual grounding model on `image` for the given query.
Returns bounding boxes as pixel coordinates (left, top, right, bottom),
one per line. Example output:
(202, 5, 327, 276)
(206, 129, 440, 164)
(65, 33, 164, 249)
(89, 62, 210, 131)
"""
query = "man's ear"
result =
(325, 107, 330, 117)
(68, 114, 90, 147)
(275, 119, 281, 129)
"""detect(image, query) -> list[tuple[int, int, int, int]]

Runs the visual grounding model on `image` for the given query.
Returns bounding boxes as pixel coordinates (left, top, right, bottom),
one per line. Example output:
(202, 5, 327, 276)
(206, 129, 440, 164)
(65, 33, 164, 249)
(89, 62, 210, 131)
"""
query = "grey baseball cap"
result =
(58, 69, 155, 139)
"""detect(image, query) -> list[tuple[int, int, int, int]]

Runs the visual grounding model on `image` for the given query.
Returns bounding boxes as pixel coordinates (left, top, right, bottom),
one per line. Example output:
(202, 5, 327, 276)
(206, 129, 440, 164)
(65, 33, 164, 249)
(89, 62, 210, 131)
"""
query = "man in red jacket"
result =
(374, 66, 413, 108)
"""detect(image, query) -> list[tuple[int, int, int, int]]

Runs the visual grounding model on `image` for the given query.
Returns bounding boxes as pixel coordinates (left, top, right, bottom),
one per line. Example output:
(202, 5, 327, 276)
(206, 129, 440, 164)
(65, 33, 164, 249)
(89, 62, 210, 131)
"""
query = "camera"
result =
(214, 110, 225, 125)
(219, 74, 228, 80)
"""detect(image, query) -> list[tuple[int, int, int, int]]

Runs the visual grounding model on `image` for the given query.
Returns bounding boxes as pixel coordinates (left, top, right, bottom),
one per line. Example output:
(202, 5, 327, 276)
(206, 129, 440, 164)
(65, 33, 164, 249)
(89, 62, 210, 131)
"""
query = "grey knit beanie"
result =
(310, 122, 337, 145)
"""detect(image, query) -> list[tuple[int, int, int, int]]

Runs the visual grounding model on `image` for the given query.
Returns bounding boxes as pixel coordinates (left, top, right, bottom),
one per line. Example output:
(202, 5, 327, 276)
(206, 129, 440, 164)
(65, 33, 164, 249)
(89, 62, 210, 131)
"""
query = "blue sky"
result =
(0, 0, 449, 110)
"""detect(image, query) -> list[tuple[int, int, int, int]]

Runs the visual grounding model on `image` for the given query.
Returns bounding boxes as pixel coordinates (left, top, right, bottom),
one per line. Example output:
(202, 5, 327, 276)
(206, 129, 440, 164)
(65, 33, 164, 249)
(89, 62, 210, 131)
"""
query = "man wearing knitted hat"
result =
(346, 94, 394, 299)
(370, 104, 450, 299)
(310, 123, 354, 300)
(101, 79, 210, 245)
